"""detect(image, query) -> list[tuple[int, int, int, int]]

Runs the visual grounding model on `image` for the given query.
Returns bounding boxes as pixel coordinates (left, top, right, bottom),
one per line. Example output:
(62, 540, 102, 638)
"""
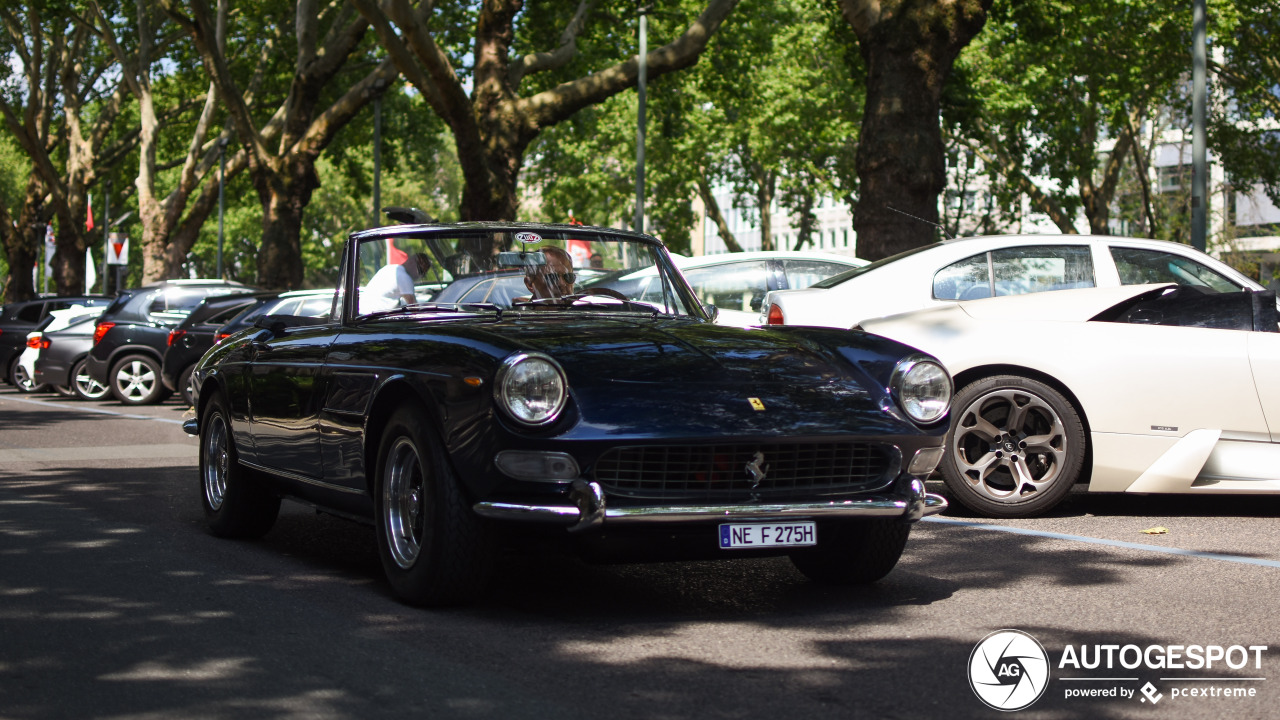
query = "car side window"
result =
(991, 245, 1095, 297)
(1111, 247, 1242, 293)
(781, 260, 856, 289)
(933, 253, 991, 300)
(15, 303, 44, 323)
(683, 261, 771, 312)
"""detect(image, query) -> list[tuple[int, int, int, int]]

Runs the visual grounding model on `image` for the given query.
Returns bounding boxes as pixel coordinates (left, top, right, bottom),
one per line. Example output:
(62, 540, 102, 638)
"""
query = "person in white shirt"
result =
(361, 252, 431, 314)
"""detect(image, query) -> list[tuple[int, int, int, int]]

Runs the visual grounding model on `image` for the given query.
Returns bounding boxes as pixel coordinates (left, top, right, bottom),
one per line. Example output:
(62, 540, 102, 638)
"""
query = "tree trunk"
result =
(841, 0, 991, 261)
(255, 157, 318, 290)
(2, 184, 42, 303)
(756, 171, 775, 251)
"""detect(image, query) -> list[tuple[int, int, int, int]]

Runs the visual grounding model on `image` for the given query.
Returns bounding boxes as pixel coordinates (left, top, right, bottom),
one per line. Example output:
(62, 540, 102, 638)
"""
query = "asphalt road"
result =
(2, 387, 1279, 719)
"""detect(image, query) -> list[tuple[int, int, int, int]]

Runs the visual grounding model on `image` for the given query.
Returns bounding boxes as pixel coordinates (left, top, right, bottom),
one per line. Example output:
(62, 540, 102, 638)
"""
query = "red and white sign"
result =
(106, 233, 128, 265)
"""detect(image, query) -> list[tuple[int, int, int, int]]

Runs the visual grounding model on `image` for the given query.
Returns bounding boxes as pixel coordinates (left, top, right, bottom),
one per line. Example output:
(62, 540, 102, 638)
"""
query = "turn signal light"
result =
(766, 303, 785, 325)
(26, 336, 49, 349)
(93, 322, 115, 345)
(167, 329, 186, 347)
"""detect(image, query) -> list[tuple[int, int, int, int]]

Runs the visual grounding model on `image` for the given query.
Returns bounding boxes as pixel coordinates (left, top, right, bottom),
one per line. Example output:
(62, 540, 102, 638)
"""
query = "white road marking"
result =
(0, 394, 189, 425)
(0, 444, 197, 463)
(925, 516, 1280, 569)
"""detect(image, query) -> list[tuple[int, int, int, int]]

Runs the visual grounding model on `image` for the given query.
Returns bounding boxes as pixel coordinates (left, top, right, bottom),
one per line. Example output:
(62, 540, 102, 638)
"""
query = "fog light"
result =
(907, 446, 944, 476)
(494, 451, 580, 482)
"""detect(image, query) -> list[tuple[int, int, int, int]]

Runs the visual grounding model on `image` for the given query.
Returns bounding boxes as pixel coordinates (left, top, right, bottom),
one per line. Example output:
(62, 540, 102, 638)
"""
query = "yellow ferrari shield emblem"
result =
(748, 397, 765, 411)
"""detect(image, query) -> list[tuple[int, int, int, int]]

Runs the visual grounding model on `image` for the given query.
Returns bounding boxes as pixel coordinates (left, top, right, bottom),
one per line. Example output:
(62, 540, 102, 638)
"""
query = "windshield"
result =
(351, 229, 700, 319)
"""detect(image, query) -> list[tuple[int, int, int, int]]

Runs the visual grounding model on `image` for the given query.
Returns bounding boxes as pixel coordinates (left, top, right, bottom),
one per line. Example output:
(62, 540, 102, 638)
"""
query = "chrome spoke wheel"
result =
(382, 437, 426, 570)
(203, 413, 229, 512)
(952, 388, 1068, 504)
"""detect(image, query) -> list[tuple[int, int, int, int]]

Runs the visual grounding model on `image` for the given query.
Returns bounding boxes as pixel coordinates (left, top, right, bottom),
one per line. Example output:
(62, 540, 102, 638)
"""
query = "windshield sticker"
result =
(515, 231, 543, 245)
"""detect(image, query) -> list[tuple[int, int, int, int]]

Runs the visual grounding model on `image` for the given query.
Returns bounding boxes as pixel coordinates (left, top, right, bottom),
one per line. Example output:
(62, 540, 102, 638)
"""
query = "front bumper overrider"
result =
(473, 475, 946, 533)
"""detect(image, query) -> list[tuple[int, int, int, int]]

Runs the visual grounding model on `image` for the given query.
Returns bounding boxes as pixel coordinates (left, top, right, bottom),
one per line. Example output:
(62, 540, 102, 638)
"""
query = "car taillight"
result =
(766, 303, 785, 325)
(93, 322, 115, 345)
(26, 335, 49, 349)
(168, 329, 185, 347)
(215, 332, 232, 343)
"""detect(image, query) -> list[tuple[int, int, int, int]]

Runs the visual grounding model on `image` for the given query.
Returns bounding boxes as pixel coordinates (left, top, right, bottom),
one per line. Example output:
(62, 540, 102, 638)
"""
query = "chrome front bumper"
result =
(473, 476, 946, 533)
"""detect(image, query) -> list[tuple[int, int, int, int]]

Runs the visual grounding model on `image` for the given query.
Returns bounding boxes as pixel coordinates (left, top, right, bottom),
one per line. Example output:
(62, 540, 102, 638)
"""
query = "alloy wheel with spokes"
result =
(11, 357, 46, 393)
(72, 358, 110, 400)
(110, 355, 168, 405)
(941, 375, 1085, 518)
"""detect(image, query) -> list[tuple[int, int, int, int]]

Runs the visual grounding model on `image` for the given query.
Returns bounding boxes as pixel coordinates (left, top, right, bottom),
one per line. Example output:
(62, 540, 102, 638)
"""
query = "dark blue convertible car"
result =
(185, 223, 952, 606)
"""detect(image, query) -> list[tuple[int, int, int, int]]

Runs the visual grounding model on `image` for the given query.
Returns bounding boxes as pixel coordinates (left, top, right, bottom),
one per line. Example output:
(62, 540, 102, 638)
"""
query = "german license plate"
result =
(719, 522, 816, 549)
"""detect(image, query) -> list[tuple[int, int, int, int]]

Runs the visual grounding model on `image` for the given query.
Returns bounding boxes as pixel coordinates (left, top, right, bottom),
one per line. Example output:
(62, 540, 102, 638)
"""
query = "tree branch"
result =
(507, 1, 592, 88)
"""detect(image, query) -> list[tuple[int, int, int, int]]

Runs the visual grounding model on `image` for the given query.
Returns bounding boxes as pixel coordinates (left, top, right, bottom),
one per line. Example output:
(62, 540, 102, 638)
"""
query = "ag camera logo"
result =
(969, 630, 1050, 711)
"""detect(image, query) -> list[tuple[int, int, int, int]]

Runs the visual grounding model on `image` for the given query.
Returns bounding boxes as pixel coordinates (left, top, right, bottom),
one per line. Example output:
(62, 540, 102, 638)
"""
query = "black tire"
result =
(790, 519, 911, 584)
(940, 374, 1086, 518)
(200, 393, 280, 538)
(109, 354, 171, 405)
(178, 364, 196, 406)
(71, 357, 111, 401)
(10, 355, 47, 394)
(374, 404, 497, 606)
(53, 384, 75, 397)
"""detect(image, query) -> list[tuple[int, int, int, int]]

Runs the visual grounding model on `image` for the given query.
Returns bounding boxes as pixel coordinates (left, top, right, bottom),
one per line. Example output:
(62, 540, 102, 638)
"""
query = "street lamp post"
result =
(217, 138, 228, 279)
(101, 179, 110, 294)
(634, 5, 648, 234)
(373, 96, 382, 227)
(1191, 0, 1208, 251)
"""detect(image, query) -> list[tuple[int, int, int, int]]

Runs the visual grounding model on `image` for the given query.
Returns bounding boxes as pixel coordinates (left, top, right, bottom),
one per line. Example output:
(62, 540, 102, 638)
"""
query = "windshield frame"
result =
(339, 224, 709, 324)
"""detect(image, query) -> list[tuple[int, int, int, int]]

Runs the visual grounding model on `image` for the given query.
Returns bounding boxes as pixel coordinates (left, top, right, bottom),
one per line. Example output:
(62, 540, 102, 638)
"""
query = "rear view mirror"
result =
(497, 251, 546, 268)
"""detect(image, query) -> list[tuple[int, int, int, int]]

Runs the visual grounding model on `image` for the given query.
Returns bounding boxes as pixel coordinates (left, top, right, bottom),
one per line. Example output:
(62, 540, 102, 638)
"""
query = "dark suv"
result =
(87, 280, 255, 404)
(1, 295, 112, 392)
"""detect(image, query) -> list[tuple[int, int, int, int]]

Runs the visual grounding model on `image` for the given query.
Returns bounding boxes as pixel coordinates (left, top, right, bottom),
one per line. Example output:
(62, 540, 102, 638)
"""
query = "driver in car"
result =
(522, 246, 577, 301)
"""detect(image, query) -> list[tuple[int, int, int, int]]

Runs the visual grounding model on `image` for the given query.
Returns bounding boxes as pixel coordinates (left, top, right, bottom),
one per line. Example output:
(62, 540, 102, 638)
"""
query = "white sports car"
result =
(759, 234, 1262, 329)
(860, 283, 1280, 517)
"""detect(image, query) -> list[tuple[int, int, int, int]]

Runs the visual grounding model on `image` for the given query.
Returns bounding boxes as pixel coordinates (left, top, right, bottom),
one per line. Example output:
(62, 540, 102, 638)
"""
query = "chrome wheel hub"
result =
(951, 388, 1067, 503)
(203, 414, 229, 511)
(383, 437, 426, 570)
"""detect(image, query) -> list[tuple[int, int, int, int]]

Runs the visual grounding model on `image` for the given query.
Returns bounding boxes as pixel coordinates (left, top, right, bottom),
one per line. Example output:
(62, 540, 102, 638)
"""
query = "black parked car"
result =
(163, 290, 334, 405)
(161, 291, 279, 405)
(88, 280, 254, 405)
(186, 223, 953, 606)
(1, 295, 111, 392)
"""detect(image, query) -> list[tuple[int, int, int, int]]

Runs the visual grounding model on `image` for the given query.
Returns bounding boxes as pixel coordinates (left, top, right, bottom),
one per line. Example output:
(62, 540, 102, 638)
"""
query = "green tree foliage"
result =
(1209, 0, 1280, 211)
(950, 0, 1189, 237)
(525, 0, 862, 254)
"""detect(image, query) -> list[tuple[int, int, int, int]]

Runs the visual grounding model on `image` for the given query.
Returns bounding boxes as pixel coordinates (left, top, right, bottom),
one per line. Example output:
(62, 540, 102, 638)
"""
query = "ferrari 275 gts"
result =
(185, 223, 952, 605)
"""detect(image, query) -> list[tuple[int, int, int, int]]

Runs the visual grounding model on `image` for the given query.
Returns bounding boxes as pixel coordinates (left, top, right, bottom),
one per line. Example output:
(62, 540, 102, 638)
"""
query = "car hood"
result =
(466, 316, 925, 439)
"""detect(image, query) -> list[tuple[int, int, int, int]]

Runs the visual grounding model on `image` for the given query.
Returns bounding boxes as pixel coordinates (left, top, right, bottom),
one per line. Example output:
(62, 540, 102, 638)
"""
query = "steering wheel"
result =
(581, 287, 629, 301)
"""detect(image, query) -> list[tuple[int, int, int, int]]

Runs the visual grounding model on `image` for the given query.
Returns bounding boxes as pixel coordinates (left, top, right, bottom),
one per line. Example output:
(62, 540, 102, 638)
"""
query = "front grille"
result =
(594, 443, 894, 502)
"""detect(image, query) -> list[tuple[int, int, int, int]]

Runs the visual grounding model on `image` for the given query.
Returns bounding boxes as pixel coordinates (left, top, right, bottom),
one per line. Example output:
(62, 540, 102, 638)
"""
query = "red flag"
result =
(386, 238, 407, 265)
(85, 195, 95, 231)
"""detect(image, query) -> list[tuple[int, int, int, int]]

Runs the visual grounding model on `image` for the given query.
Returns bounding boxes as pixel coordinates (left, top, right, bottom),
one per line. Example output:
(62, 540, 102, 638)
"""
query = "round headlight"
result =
(495, 353, 568, 426)
(891, 355, 952, 424)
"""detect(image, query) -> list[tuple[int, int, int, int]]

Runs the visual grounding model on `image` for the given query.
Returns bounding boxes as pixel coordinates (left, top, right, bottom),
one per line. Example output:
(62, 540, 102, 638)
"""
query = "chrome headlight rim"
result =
(890, 353, 952, 425)
(494, 352, 568, 427)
